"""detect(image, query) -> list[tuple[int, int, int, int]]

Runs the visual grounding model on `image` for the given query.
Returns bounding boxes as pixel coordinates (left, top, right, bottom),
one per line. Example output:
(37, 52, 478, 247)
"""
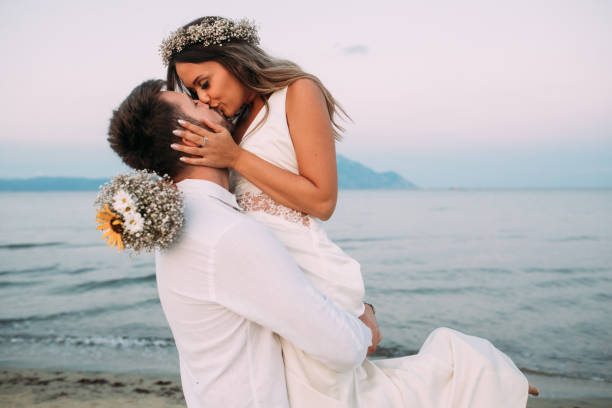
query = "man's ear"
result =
(182, 137, 198, 147)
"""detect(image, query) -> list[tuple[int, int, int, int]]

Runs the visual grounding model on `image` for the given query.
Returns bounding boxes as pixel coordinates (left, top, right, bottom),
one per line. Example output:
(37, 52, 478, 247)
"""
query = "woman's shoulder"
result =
(285, 78, 328, 124)
(286, 78, 325, 104)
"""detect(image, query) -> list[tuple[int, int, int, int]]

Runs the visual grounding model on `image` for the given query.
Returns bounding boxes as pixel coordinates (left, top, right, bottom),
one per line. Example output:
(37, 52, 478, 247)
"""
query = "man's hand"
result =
(359, 303, 382, 355)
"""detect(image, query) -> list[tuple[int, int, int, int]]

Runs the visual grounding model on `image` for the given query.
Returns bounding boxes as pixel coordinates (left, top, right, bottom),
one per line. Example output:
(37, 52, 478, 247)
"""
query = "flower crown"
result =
(160, 17, 260, 66)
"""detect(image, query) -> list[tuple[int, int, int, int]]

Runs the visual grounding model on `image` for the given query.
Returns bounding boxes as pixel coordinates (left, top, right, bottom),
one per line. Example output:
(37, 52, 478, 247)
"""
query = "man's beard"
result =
(224, 104, 249, 131)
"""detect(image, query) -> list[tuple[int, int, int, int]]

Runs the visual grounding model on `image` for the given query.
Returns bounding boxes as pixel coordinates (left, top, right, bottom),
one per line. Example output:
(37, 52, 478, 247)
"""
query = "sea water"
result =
(1, 190, 611, 393)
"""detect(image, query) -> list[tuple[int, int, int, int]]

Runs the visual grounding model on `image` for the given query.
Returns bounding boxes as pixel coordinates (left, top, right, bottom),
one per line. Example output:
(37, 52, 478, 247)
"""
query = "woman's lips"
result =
(211, 106, 228, 119)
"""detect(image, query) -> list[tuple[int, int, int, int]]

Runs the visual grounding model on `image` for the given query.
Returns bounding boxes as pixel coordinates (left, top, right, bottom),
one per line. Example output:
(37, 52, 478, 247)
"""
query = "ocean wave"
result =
(132, 262, 155, 269)
(524, 267, 610, 275)
(378, 257, 426, 266)
(61, 243, 106, 249)
(0, 333, 175, 349)
(410, 267, 513, 276)
(0, 242, 64, 250)
(63, 267, 97, 275)
(335, 236, 405, 244)
(369, 285, 493, 296)
(0, 280, 41, 288)
(593, 293, 612, 301)
(0, 298, 160, 328)
(51, 273, 156, 294)
(0, 264, 59, 277)
(520, 367, 612, 383)
(0, 266, 99, 278)
(535, 276, 602, 289)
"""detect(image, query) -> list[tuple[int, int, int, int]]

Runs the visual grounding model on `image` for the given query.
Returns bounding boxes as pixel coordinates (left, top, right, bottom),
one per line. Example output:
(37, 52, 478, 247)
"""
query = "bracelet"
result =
(364, 302, 375, 315)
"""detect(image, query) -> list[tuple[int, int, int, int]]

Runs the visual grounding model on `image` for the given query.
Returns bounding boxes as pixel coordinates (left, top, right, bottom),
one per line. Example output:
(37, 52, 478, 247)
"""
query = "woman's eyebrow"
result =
(193, 75, 206, 86)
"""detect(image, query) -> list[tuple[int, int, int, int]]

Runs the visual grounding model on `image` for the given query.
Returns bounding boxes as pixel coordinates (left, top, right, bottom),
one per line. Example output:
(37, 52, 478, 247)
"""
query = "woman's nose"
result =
(196, 90, 210, 104)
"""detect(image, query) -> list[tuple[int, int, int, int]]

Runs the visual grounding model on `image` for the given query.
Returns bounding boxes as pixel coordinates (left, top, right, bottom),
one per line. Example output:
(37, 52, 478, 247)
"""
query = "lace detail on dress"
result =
(236, 192, 311, 227)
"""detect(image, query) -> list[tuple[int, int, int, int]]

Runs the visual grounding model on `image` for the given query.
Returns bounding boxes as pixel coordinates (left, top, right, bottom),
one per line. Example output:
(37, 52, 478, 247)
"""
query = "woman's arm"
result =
(172, 79, 339, 220)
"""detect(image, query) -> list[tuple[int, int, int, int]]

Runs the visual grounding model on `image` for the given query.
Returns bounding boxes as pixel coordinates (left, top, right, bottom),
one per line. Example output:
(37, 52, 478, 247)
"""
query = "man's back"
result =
(156, 179, 287, 407)
(155, 179, 371, 408)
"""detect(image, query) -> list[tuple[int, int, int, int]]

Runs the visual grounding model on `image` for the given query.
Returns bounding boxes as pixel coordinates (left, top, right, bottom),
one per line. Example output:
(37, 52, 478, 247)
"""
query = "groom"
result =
(108, 79, 377, 408)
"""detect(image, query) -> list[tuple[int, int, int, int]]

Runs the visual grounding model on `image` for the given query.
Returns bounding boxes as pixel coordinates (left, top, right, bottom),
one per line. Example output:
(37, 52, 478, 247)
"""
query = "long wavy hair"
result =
(165, 17, 349, 140)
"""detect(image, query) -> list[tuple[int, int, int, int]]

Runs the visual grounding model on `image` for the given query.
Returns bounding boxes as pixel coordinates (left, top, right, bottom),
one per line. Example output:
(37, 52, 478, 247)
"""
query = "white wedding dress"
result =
(230, 87, 528, 407)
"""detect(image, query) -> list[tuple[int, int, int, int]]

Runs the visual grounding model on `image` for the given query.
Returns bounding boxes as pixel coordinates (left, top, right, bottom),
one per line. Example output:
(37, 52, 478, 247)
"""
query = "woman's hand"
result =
(170, 117, 242, 169)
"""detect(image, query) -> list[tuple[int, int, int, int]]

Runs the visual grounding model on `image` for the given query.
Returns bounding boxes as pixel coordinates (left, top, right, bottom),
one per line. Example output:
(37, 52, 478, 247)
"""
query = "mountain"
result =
(0, 156, 417, 191)
(337, 155, 417, 189)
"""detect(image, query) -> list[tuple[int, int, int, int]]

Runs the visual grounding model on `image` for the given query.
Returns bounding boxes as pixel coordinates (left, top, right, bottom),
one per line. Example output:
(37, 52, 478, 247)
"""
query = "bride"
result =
(163, 16, 538, 407)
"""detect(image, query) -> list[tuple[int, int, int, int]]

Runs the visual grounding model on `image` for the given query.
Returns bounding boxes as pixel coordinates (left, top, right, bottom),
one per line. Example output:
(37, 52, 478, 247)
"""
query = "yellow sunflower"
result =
(95, 204, 125, 251)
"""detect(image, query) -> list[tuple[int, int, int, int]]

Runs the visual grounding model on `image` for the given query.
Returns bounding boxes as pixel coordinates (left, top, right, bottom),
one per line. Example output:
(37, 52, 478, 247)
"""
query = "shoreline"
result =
(1, 367, 611, 407)
(524, 371, 612, 400)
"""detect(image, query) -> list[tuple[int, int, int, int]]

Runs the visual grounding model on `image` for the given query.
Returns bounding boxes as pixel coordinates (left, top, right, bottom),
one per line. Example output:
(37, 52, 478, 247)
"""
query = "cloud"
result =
(341, 44, 368, 55)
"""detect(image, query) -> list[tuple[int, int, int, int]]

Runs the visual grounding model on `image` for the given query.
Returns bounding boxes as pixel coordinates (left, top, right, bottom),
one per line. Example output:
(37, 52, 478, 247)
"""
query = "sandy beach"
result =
(0, 367, 184, 408)
(1, 367, 611, 408)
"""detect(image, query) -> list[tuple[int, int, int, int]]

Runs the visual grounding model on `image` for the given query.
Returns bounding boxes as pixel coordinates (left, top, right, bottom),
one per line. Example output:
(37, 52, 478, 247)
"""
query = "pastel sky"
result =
(1, 0, 611, 188)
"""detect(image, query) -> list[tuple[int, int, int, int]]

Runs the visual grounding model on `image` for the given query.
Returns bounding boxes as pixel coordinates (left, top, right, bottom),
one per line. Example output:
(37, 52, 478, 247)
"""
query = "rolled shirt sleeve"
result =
(212, 218, 372, 372)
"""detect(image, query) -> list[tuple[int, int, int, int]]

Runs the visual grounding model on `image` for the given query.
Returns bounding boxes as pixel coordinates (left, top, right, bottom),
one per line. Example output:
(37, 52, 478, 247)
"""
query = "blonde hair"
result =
(165, 17, 349, 139)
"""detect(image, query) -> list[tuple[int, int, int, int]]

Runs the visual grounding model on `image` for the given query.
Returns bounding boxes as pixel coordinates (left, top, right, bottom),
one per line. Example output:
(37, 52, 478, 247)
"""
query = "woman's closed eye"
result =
(199, 80, 209, 90)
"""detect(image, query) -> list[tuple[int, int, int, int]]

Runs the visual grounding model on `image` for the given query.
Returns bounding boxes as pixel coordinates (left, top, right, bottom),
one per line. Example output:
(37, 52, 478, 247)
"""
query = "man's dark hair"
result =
(108, 79, 186, 178)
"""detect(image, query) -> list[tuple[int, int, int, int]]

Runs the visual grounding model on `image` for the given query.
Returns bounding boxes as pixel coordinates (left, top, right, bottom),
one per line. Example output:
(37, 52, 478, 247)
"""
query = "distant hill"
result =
(337, 155, 417, 189)
(0, 156, 417, 191)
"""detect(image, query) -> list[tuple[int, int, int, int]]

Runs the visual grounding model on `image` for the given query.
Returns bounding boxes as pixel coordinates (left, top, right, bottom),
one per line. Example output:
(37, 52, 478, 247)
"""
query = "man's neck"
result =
(174, 167, 230, 191)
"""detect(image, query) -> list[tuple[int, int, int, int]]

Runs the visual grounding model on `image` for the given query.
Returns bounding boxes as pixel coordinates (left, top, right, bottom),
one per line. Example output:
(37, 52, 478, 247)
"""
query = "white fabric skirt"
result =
(283, 327, 528, 408)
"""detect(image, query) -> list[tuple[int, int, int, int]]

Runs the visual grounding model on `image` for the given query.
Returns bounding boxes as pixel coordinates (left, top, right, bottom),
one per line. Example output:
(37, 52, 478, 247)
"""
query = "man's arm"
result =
(213, 219, 372, 372)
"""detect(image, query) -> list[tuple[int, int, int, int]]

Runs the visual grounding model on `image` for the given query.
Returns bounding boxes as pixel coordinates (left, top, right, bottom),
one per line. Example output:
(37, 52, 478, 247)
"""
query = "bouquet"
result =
(94, 170, 184, 253)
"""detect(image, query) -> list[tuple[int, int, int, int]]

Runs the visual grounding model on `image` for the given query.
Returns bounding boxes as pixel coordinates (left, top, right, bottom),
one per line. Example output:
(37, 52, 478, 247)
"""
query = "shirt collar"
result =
(177, 179, 241, 211)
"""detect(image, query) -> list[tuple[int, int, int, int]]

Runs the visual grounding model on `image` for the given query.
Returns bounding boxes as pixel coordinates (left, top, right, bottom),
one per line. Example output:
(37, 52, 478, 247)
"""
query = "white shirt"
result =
(155, 179, 372, 408)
